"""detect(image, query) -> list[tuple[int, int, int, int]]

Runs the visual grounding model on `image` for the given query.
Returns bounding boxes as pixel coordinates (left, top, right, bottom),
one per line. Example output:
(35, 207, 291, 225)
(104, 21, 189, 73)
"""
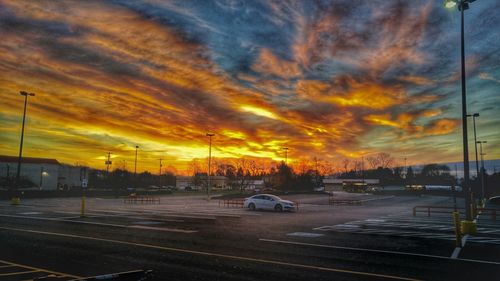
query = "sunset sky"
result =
(0, 0, 499, 174)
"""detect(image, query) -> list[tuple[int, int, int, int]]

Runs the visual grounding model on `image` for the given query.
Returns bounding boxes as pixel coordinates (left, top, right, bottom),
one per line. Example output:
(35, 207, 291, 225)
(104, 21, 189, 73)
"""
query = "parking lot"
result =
(1, 192, 499, 280)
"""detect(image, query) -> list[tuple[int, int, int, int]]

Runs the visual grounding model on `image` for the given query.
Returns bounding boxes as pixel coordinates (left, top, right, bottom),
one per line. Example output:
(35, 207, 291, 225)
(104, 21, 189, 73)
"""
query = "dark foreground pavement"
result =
(0, 194, 499, 281)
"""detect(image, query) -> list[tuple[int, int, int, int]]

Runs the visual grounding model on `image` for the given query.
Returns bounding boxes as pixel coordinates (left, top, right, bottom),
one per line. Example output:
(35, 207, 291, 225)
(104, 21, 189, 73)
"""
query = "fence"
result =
(219, 199, 245, 208)
(328, 194, 362, 205)
(123, 195, 160, 204)
(413, 205, 497, 221)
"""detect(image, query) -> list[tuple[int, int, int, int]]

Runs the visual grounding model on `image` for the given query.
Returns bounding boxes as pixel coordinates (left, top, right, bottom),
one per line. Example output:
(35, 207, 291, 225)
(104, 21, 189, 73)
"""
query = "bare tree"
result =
(376, 153, 394, 168)
(233, 158, 251, 191)
(366, 156, 379, 169)
(342, 158, 350, 174)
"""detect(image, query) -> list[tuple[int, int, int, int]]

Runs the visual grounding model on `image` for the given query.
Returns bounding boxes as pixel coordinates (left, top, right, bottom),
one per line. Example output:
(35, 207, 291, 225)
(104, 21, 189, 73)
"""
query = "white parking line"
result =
(0, 226, 422, 281)
(0, 213, 197, 234)
(259, 238, 500, 265)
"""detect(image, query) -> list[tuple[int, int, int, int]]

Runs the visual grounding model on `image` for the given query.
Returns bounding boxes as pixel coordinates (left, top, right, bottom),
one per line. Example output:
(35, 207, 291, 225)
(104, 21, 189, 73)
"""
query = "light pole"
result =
(13, 91, 35, 203)
(206, 133, 215, 201)
(467, 113, 480, 178)
(282, 147, 289, 165)
(134, 145, 139, 177)
(477, 141, 487, 200)
(159, 158, 163, 186)
(445, 0, 475, 222)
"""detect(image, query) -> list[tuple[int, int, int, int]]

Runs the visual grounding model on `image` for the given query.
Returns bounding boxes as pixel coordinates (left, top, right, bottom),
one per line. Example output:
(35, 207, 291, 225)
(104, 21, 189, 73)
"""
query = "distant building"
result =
(0, 155, 88, 190)
(245, 179, 265, 190)
(323, 176, 380, 191)
(175, 175, 229, 190)
(175, 176, 193, 190)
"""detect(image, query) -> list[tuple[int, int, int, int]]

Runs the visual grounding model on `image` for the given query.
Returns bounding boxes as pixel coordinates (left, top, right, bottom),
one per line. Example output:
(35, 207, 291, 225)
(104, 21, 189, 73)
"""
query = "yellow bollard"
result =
(461, 220, 477, 235)
(453, 212, 462, 247)
(10, 197, 21, 205)
(80, 195, 86, 217)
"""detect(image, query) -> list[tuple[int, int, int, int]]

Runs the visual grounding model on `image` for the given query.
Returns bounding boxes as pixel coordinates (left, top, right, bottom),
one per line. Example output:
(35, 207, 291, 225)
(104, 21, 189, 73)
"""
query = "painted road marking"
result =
(132, 221, 164, 225)
(0, 259, 82, 279)
(315, 213, 500, 246)
(287, 232, 324, 238)
(0, 270, 38, 276)
(0, 214, 197, 234)
(259, 238, 500, 265)
(128, 225, 196, 233)
(0, 226, 421, 281)
(17, 212, 43, 215)
(89, 209, 218, 220)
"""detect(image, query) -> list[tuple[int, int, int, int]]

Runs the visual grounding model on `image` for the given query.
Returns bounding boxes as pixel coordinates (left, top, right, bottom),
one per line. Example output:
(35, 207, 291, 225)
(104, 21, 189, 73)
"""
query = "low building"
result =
(245, 179, 265, 190)
(323, 177, 380, 191)
(0, 155, 60, 190)
(176, 175, 229, 190)
(58, 164, 89, 190)
(175, 176, 193, 190)
(0, 155, 88, 190)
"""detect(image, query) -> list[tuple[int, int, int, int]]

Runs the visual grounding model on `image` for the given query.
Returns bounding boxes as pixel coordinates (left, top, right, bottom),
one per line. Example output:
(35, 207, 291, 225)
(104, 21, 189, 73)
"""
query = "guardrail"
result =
(124, 195, 160, 204)
(328, 194, 362, 205)
(413, 205, 497, 221)
(219, 199, 245, 208)
(329, 199, 363, 205)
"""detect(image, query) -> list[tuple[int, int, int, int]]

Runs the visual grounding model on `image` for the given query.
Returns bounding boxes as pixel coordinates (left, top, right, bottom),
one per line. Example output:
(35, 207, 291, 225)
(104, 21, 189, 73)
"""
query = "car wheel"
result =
(248, 203, 256, 211)
(274, 204, 283, 212)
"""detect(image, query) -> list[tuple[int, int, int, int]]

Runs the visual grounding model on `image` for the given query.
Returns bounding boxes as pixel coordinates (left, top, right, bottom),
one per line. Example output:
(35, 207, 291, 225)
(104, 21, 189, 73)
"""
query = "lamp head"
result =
(20, 91, 35, 96)
(444, 0, 457, 9)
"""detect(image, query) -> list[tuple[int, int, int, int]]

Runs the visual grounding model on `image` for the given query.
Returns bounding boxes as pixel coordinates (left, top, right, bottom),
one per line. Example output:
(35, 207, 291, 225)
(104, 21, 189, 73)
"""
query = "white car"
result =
(243, 194, 295, 212)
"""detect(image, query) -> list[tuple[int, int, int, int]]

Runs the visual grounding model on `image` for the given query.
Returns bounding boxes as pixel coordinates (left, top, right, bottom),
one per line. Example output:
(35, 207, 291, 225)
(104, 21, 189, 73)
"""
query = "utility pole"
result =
(14, 91, 35, 203)
(477, 141, 487, 201)
(444, 0, 475, 223)
(39, 166, 44, 190)
(467, 113, 480, 178)
(282, 147, 289, 165)
(159, 158, 163, 186)
(134, 145, 139, 177)
(105, 152, 112, 175)
(206, 133, 215, 201)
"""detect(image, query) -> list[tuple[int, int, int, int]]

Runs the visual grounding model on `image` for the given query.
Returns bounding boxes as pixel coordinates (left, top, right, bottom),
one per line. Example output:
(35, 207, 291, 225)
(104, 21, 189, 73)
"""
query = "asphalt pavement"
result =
(0, 192, 499, 281)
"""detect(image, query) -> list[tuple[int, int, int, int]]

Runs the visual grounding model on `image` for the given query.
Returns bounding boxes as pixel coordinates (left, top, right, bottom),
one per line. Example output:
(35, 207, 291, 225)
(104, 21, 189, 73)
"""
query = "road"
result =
(0, 193, 499, 280)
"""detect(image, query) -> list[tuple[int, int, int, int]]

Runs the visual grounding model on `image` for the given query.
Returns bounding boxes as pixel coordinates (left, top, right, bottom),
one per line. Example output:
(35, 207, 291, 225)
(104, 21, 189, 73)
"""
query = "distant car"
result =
(488, 196, 500, 205)
(314, 186, 325, 192)
(243, 194, 295, 212)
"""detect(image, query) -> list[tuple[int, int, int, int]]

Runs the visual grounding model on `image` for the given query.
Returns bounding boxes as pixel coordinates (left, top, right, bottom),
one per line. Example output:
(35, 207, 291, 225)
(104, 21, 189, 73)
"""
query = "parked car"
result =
(488, 196, 500, 206)
(243, 194, 295, 212)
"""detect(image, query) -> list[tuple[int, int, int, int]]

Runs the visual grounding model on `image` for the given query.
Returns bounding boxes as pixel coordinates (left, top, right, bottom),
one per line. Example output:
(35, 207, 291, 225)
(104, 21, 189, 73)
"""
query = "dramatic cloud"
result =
(0, 0, 499, 172)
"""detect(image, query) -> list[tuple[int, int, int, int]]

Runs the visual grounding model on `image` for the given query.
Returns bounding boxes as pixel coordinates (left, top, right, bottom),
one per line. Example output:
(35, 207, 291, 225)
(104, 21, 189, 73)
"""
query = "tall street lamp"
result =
(282, 147, 289, 165)
(134, 145, 139, 177)
(159, 158, 163, 186)
(14, 91, 35, 201)
(477, 141, 487, 200)
(206, 133, 215, 201)
(445, 0, 476, 222)
(467, 113, 480, 178)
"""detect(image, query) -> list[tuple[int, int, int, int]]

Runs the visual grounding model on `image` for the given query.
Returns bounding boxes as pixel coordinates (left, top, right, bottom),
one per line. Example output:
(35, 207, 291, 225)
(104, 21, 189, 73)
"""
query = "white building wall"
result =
(0, 162, 59, 190)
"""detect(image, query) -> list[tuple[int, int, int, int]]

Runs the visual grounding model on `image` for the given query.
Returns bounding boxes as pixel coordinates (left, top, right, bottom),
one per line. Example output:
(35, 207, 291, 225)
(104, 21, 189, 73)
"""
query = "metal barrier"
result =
(413, 205, 497, 221)
(124, 195, 160, 204)
(328, 195, 362, 205)
(219, 199, 245, 208)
